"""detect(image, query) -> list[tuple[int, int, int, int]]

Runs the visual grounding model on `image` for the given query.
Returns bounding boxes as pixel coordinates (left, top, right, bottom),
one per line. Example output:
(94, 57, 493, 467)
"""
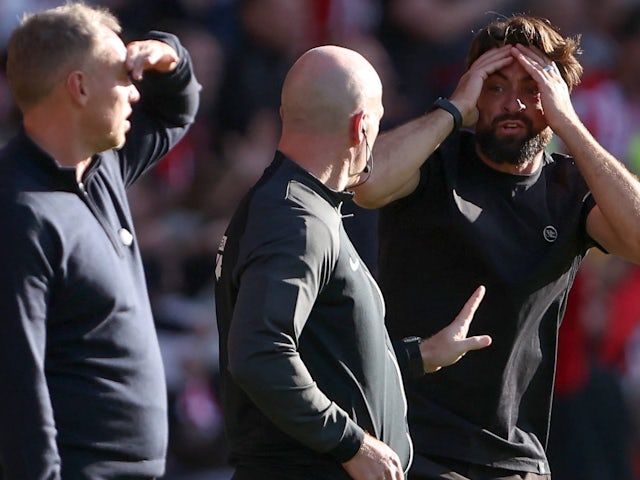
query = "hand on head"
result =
(510, 44, 579, 130)
(449, 45, 514, 128)
(126, 39, 179, 81)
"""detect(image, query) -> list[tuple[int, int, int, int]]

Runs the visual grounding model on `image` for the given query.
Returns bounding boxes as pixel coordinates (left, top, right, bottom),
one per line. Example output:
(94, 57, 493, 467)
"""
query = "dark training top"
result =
(215, 152, 415, 479)
(378, 131, 598, 475)
(0, 32, 199, 479)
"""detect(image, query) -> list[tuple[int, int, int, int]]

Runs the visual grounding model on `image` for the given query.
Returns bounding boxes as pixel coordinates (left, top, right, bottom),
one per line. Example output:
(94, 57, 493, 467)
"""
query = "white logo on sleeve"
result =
(543, 225, 558, 243)
(215, 235, 227, 281)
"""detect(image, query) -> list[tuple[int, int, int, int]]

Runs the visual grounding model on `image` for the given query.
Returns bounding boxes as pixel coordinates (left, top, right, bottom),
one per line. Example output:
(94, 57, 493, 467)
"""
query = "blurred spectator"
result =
(0, 0, 61, 45)
(533, 0, 626, 80)
(216, 0, 314, 135)
(376, 0, 525, 120)
(314, 0, 382, 41)
(569, 3, 640, 175)
(548, 254, 636, 480)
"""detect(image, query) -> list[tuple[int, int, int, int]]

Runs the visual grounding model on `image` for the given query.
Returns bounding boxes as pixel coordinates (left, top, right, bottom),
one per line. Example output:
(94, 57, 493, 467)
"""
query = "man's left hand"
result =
(126, 40, 179, 81)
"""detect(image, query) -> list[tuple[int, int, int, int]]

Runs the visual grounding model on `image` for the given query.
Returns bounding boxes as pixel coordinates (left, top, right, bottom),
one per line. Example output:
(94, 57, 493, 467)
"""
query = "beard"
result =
(476, 114, 553, 166)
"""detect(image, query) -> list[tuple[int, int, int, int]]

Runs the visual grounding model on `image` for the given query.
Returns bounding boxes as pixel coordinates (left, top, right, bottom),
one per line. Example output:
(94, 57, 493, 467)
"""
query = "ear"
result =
(350, 111, 366, 146)
(66, 70, 89, 106)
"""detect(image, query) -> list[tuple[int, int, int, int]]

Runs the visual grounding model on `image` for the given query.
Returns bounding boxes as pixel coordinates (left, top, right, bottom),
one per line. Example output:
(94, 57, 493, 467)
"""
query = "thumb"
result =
(459, 335, 493, 352)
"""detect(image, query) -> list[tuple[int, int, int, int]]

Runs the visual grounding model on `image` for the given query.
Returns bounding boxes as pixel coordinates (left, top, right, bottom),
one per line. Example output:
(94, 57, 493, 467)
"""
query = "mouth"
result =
(496, 119, 527, 135)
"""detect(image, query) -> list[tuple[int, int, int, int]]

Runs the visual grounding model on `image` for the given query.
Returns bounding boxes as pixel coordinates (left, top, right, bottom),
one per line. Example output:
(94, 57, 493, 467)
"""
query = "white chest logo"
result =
(543, 225, 558, 243)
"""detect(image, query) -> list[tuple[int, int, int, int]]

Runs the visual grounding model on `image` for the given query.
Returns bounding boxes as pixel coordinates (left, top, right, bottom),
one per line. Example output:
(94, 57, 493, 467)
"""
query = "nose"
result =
(505, 97, 526, 113)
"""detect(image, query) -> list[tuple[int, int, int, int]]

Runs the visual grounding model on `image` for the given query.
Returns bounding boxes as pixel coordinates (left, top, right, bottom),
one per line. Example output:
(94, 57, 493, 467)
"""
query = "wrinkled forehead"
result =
(489, 58, 533, 81)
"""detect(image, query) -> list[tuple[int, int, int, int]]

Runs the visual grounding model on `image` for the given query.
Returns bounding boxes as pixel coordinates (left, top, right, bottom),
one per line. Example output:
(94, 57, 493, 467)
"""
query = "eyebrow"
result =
(488, 71, 536, 83)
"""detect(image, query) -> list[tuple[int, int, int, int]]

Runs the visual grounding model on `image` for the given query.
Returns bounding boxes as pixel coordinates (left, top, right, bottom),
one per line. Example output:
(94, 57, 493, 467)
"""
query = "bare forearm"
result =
(353, 108, 455, 208)
(561, 120, 640, 256)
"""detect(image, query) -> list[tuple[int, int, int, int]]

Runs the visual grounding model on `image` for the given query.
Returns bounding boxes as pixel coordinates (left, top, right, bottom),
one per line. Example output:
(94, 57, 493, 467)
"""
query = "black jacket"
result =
(215, 152, 414, 479)
(0, 31, 199, 479)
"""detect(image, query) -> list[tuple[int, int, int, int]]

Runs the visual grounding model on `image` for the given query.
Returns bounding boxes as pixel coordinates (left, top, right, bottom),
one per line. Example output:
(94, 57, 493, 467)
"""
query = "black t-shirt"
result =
(378, 130, 597, 474)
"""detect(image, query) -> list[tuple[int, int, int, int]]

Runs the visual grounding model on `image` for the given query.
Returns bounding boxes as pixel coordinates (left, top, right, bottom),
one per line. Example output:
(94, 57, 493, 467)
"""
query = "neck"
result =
(278, 135, 351, 191)
(24, 110, 92, 182)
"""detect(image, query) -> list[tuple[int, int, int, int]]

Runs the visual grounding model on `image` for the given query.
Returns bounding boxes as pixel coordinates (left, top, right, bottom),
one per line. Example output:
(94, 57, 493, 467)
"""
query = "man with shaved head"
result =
(214, 45, 491, 480)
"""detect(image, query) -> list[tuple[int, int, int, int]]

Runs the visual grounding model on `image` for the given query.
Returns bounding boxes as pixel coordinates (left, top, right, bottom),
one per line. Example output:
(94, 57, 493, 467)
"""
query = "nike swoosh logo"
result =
(349, 257, 359, 272)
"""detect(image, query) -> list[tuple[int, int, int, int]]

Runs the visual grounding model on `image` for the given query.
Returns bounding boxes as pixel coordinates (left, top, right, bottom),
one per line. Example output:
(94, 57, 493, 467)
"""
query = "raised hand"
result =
(449, 45, 514, 127)
(126, 40, 179, 81)
(420, 285, 492, 373)
(511, 44, 579, 132)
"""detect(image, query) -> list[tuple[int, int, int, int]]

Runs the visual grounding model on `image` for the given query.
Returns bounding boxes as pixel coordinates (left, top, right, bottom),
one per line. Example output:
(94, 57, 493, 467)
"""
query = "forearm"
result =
(560, 120, 640, 257)
(0, 211, 61, 477)
(0, 371, 61, 479)
(229, 338, 364, 461)
(353, 108, 455, 208)
(227, 239, 363, 461)
(0, 303, 60, 478)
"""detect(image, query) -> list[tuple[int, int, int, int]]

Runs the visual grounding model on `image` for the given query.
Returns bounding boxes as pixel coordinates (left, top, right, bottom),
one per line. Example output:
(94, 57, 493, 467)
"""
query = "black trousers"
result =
(409, 454, 551, 480)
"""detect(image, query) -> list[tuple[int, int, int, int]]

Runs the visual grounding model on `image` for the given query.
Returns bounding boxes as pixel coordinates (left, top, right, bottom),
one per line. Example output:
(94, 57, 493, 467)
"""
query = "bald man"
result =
(214, 45, 490, 480)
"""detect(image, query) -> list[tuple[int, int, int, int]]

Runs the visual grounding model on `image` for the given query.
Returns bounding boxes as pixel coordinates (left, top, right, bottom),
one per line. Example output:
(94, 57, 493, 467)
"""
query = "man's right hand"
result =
(342, 433, 404, 480)
(449, 45, 514, 127)
(420, 285, 492, 373)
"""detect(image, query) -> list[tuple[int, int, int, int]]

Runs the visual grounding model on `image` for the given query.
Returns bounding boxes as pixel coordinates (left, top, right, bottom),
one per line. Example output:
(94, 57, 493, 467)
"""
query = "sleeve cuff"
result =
(327, 420, 365, 463)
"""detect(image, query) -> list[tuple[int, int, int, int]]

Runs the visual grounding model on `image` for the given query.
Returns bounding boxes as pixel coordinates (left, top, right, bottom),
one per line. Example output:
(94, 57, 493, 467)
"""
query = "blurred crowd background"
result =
(1, 0, 640, 479)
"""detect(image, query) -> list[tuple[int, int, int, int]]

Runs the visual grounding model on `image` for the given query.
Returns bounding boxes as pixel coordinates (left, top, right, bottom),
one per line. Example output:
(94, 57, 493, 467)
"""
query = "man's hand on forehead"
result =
(125, 40, 179, 81)
(512, 44, 553, 70)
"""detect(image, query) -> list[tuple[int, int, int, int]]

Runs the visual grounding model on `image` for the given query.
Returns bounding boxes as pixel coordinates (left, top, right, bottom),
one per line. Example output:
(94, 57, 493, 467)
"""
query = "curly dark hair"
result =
(466, 15, 583, 91)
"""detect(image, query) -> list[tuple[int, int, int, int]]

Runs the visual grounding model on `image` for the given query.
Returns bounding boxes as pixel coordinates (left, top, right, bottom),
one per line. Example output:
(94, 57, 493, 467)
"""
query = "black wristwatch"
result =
(401, 336, 425, 378)
(430, 97, 463, 132)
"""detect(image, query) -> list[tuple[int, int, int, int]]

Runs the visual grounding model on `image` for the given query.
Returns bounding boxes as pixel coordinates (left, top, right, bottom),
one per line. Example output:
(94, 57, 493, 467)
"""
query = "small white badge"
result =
(119, 227, 133, 247)
(543, 225, 558, 243)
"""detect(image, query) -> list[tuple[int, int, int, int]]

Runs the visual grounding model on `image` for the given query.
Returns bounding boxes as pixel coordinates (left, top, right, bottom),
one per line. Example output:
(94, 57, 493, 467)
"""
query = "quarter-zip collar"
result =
(274, 150, 355, 208)
(13, 127, 102, 188)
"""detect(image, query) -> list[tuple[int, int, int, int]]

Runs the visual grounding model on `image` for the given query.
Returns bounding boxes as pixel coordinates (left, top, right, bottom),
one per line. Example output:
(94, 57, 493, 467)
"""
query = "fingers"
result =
(458, 334, 493, 352)
(512, 44, 558, 79)
(455, 286, 491, 351)
(342, 434, 404, 480)
(454, 285, 485, 330)
(126, 40, 179, 80)
(452, 46, 513, 120)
